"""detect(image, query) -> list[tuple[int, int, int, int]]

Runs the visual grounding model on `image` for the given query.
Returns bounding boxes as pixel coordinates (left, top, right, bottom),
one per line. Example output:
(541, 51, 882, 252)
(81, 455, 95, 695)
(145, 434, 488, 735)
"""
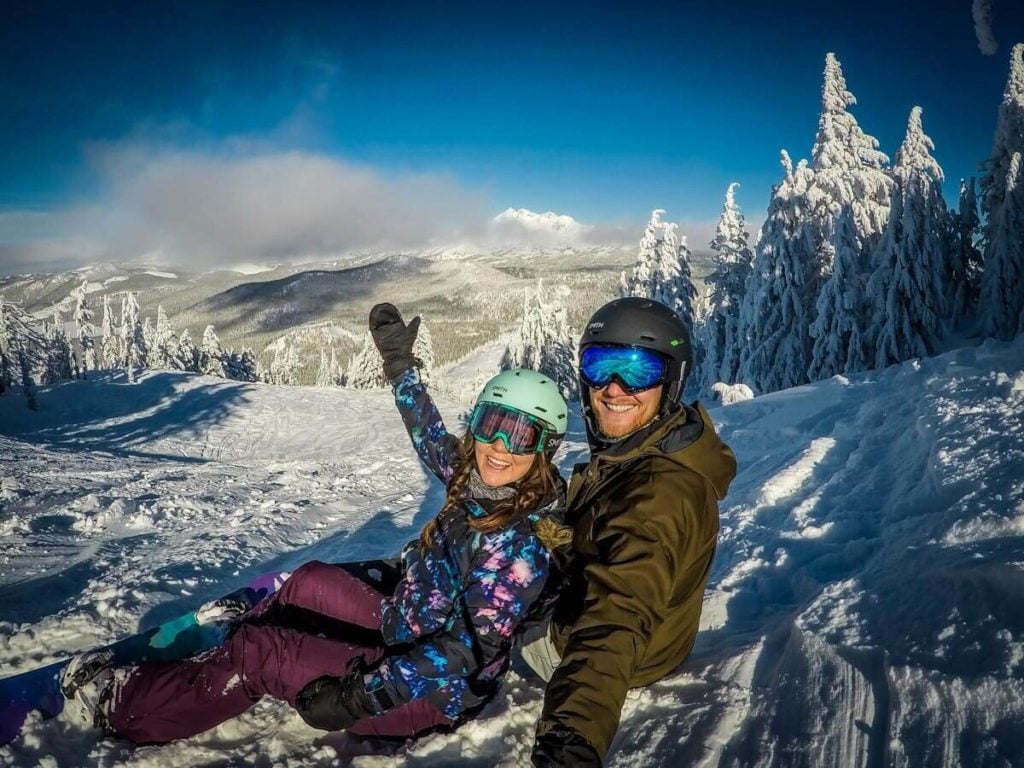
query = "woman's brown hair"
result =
(418, 430, 559, 549)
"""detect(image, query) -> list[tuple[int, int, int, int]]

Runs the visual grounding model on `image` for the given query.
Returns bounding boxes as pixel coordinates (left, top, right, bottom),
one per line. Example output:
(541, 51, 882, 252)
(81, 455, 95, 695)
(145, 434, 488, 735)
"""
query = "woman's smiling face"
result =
(474, 437, 535, 487)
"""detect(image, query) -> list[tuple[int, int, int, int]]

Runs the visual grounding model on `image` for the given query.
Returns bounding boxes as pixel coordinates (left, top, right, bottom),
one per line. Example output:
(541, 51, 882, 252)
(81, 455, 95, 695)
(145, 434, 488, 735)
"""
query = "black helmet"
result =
(579, 297, 692, 404)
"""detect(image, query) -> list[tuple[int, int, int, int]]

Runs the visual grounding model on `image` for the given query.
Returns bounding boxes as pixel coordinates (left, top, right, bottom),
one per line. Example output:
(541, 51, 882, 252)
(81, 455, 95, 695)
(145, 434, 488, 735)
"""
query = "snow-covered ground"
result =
(1, 335, 1023, 767)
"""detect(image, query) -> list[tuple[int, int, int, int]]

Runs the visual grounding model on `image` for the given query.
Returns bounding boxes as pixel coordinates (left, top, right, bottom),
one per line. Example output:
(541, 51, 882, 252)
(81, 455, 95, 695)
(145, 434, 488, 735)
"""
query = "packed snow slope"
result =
(1, 335, 1023, 767)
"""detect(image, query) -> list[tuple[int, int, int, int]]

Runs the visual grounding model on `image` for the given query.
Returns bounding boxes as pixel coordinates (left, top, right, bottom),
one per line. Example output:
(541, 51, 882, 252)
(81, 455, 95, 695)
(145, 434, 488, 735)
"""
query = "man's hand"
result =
(368, 303, 421, 383)
(531, 727, 602, 767)
(295, 672, 381, 731)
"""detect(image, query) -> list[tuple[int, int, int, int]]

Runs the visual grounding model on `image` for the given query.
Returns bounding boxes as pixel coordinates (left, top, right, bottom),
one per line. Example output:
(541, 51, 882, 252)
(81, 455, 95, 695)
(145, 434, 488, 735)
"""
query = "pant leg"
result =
(252, 560, 387, 630)
(105, 623, 383, 744)
(519, 623, 561, 683)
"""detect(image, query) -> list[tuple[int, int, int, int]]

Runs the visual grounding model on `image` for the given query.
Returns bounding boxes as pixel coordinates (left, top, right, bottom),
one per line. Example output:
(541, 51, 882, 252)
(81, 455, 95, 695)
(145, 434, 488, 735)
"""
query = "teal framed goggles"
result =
(469, 402, 556, 454)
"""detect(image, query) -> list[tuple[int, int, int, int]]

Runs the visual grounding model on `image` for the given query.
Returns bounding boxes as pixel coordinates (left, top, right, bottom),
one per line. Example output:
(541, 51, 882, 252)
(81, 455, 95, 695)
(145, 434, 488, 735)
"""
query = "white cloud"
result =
(0, 144, 683, 276)
(0, 148, 491, 273)
(108, 149, 489, 266)
(973, 0, 999, 56)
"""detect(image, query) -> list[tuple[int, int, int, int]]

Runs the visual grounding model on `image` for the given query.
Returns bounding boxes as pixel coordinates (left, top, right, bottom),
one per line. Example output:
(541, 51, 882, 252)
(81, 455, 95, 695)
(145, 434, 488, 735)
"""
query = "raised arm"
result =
(392, 368, 462, 483)
(368, 302, 462, 483)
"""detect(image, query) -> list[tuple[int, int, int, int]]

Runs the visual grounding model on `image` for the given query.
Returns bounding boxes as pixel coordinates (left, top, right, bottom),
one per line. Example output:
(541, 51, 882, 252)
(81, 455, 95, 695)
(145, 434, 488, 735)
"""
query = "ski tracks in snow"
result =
(686, 340, 1024, 768)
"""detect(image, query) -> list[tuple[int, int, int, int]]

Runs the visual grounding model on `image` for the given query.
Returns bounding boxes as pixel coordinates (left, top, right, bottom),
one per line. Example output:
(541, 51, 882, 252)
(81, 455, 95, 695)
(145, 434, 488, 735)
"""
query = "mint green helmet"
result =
(473, 369, 569, 453)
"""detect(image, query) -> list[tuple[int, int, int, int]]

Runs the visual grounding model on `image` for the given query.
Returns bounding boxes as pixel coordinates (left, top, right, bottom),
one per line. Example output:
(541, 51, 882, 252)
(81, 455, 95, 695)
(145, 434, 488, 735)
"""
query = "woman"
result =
(62, 303, 571, 744)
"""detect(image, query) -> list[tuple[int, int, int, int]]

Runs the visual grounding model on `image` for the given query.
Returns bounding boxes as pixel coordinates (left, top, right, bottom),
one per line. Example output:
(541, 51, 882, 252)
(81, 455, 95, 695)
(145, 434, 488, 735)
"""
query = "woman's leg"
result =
(250, 560, 388, 630)
(105, 623, 383, 744)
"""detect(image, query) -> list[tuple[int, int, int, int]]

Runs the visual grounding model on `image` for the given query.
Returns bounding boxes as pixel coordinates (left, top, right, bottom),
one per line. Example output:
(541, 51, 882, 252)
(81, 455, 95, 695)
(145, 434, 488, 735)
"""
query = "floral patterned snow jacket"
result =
(364, 368, 566, 721)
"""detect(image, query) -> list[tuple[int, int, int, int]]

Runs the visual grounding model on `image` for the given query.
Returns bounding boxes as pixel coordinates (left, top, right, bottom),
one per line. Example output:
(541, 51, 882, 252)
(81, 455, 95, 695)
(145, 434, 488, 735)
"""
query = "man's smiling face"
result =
(590, 379, 662, 439)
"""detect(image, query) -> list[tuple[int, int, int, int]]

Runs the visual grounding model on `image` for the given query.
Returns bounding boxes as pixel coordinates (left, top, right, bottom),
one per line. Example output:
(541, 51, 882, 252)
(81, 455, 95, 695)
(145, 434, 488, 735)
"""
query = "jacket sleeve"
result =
(373, 529, 550, 704)
(536, 474, 701, 760)
(392, 367, 463, 484)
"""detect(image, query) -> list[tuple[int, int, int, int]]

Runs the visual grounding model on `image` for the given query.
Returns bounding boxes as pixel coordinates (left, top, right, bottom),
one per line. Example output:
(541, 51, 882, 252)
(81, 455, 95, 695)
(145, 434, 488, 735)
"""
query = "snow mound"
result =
(1, 335, 1023, 766)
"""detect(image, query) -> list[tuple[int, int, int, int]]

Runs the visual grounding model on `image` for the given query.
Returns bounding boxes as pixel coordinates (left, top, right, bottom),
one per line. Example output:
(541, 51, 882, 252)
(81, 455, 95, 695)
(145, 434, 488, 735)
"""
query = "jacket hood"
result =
(594, 401, 736, 501)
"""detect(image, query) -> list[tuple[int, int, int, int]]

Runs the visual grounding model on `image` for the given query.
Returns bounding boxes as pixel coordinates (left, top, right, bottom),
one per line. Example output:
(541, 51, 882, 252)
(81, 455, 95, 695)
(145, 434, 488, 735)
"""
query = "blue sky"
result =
(2, 0, 1024, 272)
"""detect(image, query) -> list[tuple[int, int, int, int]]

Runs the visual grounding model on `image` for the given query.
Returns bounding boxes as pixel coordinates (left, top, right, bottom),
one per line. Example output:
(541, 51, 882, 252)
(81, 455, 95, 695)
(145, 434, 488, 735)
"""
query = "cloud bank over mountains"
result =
(0, 147, 644, 275)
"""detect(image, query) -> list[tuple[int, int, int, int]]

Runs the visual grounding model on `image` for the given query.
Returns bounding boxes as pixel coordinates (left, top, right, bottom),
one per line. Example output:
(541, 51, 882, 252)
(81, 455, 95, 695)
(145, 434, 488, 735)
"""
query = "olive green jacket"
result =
(537, 402, 737, 760)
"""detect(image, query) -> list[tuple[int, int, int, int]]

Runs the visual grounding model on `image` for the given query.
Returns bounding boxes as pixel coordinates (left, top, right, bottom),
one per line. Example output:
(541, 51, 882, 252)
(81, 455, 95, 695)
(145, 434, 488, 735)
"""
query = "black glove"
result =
(531, 727, 602, 767)
(295, 672, 383, 731)
(368, 303, 421, 383)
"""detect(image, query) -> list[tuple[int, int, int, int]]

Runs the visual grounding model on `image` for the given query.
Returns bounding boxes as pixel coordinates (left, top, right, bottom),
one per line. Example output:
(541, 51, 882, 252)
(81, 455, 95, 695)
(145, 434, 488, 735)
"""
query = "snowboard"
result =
(0, 570, 288, 746)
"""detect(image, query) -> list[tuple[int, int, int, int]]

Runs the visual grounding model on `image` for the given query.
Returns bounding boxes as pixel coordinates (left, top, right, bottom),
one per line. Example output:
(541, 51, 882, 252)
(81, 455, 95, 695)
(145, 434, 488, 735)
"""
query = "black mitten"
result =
(295, 671, 383, 731)
(368, 303, 421, 383)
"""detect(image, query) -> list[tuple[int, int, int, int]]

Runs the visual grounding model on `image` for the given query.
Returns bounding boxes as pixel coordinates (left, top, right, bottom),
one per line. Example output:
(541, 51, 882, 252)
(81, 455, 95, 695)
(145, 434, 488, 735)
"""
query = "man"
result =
(526, 297, 737, 766)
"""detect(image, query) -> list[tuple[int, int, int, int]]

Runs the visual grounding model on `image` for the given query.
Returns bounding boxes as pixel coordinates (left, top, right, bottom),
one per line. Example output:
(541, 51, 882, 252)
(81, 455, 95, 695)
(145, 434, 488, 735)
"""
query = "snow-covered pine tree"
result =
(122, 293, 147, 383)
(809, 206, 870, 379)
(671, 224, 698, 334)
(100, 294, 118, 370)
(414, 320, 435, 385)
(176, 328, 198, 371)
(501, 280, 578, 400)
(697, 183, 753, 391)
(0, 300, 46, 408)
(950, 177, 983, 325)
(869, 108, 948, 367)
(738, 151, 818, 393)
(199, 325, 227, 377)
(151, 305, 178, 369)
(0, 302, 9, 396)
(72, 282, 96, 377)
(620, 210, 697, 328)
(329, 348, 343, 386)
(620, 210, 663, 299)
(42, 309, 74, 385)
(345, 331, 386, 389)
(809, 52, 892, 275)
(980, 43, 1024, 340)
(223, 348, 258, 382)
(16, 342, 38, 410)
(315, 348, 333, 387)
(142, 317, 155, 363)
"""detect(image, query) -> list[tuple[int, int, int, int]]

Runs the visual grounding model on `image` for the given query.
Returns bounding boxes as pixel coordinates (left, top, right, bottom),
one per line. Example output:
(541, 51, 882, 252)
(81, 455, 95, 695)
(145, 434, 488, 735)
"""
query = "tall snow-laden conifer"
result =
(739, 152, 818, 393)
(142, 317, 155, 362)
(0, 301, 10, 396)
(223, 347, 258, 382)
(809, 52, 892, 275)
(42, 309, 74, 385)
(620, 210, 697, 329)
(0, 300, 46, 408)
(620, 211, 664, 299)
(950, 177, 983, 324)
(122, 292, 146, 383)
(414, 320, 435, 385)
(315, 348, 332, 387)
(697, 183, 753, 391)
(177, 329, 198, 371)
(72, 282, 96, 376)
(502, 280, 578, 400)
(152, 305, 179, 369)
(980, 43, 1024, 339)
(345, 332, 386, 389)
(809, 207, 869, 379)
(100, 294, 118, 369)
(199, 325, 227, 377)
(870, 108, 948, 367)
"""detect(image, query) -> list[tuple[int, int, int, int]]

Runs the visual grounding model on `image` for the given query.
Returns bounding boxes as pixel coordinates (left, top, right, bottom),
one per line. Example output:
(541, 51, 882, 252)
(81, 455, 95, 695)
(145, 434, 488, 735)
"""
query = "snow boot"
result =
(60, 649, 114, 728)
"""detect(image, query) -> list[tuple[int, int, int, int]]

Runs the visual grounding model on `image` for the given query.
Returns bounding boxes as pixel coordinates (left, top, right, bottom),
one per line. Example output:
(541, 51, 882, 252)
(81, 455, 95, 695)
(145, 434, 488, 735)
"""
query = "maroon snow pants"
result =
(104, 560, 453, 744)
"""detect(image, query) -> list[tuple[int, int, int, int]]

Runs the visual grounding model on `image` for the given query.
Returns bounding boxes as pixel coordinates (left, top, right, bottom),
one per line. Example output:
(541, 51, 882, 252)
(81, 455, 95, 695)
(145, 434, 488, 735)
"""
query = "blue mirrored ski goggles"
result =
(579, 345, 668, 394)
(469, 402, 551, 454)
